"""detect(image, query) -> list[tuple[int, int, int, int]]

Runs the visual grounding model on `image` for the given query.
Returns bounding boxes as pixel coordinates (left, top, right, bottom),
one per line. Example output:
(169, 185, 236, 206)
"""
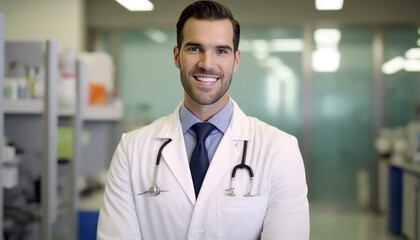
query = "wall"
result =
(0, 0, 85, 51)
(86, 0, 420, 29)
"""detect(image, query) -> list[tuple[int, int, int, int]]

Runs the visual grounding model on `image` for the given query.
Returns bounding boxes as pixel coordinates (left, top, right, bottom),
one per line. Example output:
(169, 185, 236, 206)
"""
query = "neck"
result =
(184, 95, 229, 121)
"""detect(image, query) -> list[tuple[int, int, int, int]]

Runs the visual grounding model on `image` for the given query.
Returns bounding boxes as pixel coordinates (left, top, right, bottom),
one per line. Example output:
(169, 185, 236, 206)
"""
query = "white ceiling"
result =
(86, 0, 420, 29)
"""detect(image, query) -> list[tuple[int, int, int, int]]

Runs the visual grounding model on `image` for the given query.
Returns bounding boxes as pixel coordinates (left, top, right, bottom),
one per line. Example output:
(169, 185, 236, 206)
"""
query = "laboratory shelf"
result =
(3, 98, 123, 121)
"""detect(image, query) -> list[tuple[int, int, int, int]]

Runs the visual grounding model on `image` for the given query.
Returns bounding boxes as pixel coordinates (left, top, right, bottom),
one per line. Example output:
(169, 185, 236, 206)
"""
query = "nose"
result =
(197, 51, 214, 70)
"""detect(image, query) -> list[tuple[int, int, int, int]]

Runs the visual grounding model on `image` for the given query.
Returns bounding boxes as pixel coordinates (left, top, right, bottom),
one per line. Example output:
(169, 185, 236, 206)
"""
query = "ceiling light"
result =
(115, 0, 154, 11)
(316, 0, 343, 10)
(144, 29, 167, 43)
(252, 40, 269, 59)
(382, 57, 405, 75)
(314, 29, 341, 48)
(271, 39, 304, 52)
(312, 49, 341, 72)
(405, 48, 420, 59)
(404, 59, 420, 72)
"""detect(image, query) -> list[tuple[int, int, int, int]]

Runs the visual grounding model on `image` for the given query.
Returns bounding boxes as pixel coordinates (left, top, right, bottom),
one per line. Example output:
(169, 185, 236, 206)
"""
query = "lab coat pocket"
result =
(217, 195, 269, 240)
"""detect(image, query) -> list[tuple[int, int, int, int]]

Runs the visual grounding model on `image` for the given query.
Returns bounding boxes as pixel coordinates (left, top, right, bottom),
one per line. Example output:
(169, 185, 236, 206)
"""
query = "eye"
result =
(188, 47, 202, 52)
(216, 48, 229, 55)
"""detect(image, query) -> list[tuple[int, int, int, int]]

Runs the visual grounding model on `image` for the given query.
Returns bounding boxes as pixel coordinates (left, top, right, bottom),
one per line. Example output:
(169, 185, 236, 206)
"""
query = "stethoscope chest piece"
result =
(147, 184, 161, 196)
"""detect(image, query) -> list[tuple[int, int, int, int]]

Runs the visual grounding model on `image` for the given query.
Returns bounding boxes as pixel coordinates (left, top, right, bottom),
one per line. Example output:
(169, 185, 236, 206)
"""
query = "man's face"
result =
(173, 17, 240, 109)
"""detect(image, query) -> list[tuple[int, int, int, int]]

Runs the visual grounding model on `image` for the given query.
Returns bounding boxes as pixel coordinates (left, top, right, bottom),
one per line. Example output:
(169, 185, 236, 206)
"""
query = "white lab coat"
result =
(97, 100, 309, 240)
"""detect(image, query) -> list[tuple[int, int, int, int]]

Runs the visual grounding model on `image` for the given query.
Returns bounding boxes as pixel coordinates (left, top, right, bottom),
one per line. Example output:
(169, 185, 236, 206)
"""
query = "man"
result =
(97, 1, 309, 239)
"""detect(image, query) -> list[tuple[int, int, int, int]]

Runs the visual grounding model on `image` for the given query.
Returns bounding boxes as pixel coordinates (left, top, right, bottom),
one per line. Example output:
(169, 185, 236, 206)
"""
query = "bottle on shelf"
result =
(26, 65, 36, 98)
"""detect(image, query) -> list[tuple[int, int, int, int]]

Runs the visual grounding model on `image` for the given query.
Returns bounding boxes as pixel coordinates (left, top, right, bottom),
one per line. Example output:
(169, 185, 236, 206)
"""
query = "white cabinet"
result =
(402, 170, 420, 240)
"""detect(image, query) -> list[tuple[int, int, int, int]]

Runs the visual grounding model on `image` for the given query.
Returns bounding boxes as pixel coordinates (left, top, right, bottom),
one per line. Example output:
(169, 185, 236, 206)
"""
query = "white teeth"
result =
(196, 77, 217, 82)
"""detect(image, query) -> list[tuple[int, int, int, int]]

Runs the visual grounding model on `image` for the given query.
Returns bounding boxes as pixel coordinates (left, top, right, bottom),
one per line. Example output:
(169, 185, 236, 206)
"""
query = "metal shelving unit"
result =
(1, 40, 58, 240)
(1, 12, 5, 240)
(43, 40, 59, 240)
(67, 59, 87, 240)
(2, 39, 122, 239)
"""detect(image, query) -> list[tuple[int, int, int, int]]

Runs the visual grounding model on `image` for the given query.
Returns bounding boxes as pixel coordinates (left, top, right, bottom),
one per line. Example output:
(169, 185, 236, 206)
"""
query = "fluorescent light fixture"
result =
(405, 48, 420, 59)
(404, 59, 420, 72)
(239, 38, 304, 52)
(312, 49, 340, 72)
(270, 39, 304, 52)
(115, 0, 154, 11)
(316, 0, 343, 10)
(314, 29, 341, 48)
(252, 40, 269, 51)
(252, 40, 269, 59)
(382, 56, 405, 74)
(144, 29, 167, 43)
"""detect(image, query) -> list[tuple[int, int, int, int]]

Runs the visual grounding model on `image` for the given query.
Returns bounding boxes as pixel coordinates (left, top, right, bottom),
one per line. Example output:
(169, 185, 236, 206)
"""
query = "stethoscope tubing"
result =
(152, 138, 172, 187)
(141, 138, 254, 197)
(231, 140, 254, 178)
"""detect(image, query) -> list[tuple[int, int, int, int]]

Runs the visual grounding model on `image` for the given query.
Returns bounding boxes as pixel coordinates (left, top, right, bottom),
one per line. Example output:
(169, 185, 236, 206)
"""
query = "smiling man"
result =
(98, 1, 310, 239)
(174, 16, 239, 121)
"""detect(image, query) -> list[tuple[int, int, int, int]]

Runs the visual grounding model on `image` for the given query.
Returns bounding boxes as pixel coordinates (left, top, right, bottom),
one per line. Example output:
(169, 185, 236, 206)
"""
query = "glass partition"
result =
(232, 28, 303, 138)
(310, 29, 374, 204)
(383, 28, 420, 127)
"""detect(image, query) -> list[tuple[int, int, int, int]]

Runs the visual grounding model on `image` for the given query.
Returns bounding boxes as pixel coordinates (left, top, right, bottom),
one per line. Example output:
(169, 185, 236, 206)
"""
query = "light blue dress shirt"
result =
(180, 99, 233, 163)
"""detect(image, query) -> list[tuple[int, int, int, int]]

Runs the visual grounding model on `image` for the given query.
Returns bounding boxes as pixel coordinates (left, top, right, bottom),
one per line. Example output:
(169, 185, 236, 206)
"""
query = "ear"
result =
(233, 50, 240, 72)
(173, 46, 180, 69)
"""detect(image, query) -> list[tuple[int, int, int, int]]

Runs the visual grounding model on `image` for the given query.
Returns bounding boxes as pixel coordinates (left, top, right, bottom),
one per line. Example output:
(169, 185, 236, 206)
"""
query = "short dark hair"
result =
(176, 0, 240, 51)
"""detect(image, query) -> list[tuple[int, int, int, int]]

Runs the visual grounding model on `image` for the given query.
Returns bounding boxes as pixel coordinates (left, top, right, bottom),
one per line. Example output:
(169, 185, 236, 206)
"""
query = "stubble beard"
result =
(179, 67, 233, 106)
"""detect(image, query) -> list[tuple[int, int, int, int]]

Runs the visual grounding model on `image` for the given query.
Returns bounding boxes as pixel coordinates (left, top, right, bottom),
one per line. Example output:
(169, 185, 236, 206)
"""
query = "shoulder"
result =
(248, 116, 298, 146)
(120, 114, 175, 145)
(231, 99, 297, 144)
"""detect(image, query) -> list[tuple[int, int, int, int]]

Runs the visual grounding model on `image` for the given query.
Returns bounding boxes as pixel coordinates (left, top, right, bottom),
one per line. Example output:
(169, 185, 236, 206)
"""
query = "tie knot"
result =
(192, 122, 215, 142)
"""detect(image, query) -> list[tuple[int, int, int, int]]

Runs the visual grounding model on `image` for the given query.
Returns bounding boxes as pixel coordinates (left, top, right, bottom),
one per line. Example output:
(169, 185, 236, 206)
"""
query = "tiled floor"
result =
(310, 205, 405, 240)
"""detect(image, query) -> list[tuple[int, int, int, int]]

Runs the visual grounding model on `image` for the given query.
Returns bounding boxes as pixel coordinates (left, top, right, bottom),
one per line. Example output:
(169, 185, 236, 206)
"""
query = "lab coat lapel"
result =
(198, 100, 252, 201)
(161, 132, 196, 204)
(156, 104, 196, 204)
(198, 130, 240, 200)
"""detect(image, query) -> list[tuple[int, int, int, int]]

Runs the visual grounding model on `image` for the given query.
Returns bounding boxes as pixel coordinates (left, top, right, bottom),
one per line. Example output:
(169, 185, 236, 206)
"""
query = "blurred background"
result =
(1, 0, 420, 239)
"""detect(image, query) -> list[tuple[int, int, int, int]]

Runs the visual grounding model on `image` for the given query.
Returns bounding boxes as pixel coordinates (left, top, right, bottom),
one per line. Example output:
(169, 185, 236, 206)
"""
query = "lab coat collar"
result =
(229, 98, 252, 141)
(154, 98, 252, 141)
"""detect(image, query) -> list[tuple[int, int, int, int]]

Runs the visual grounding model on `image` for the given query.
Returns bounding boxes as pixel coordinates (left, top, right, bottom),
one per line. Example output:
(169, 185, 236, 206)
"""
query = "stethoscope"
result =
(224, 140, 254, 197)
(138, 138, 254, 197)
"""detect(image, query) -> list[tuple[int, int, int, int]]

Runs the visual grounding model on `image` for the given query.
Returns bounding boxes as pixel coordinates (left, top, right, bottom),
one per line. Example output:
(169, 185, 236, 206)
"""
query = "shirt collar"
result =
(180, 99, 233, 134)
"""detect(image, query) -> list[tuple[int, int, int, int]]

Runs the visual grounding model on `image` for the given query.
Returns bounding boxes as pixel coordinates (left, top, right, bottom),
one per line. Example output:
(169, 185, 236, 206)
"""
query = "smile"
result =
(194, 76, 218, 83)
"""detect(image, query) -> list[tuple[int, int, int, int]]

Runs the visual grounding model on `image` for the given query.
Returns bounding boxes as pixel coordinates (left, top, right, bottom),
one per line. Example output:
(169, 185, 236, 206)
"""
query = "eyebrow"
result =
(184, 41, 233, 52)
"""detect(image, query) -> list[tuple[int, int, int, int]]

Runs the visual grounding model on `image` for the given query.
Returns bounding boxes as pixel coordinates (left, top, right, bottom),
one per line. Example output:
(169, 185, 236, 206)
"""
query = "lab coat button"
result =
(190, 229, 205, 237)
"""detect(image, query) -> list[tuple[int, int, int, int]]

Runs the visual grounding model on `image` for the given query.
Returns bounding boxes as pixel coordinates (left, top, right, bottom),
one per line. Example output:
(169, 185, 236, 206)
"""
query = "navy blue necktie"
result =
(190, 122, 215, 198)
